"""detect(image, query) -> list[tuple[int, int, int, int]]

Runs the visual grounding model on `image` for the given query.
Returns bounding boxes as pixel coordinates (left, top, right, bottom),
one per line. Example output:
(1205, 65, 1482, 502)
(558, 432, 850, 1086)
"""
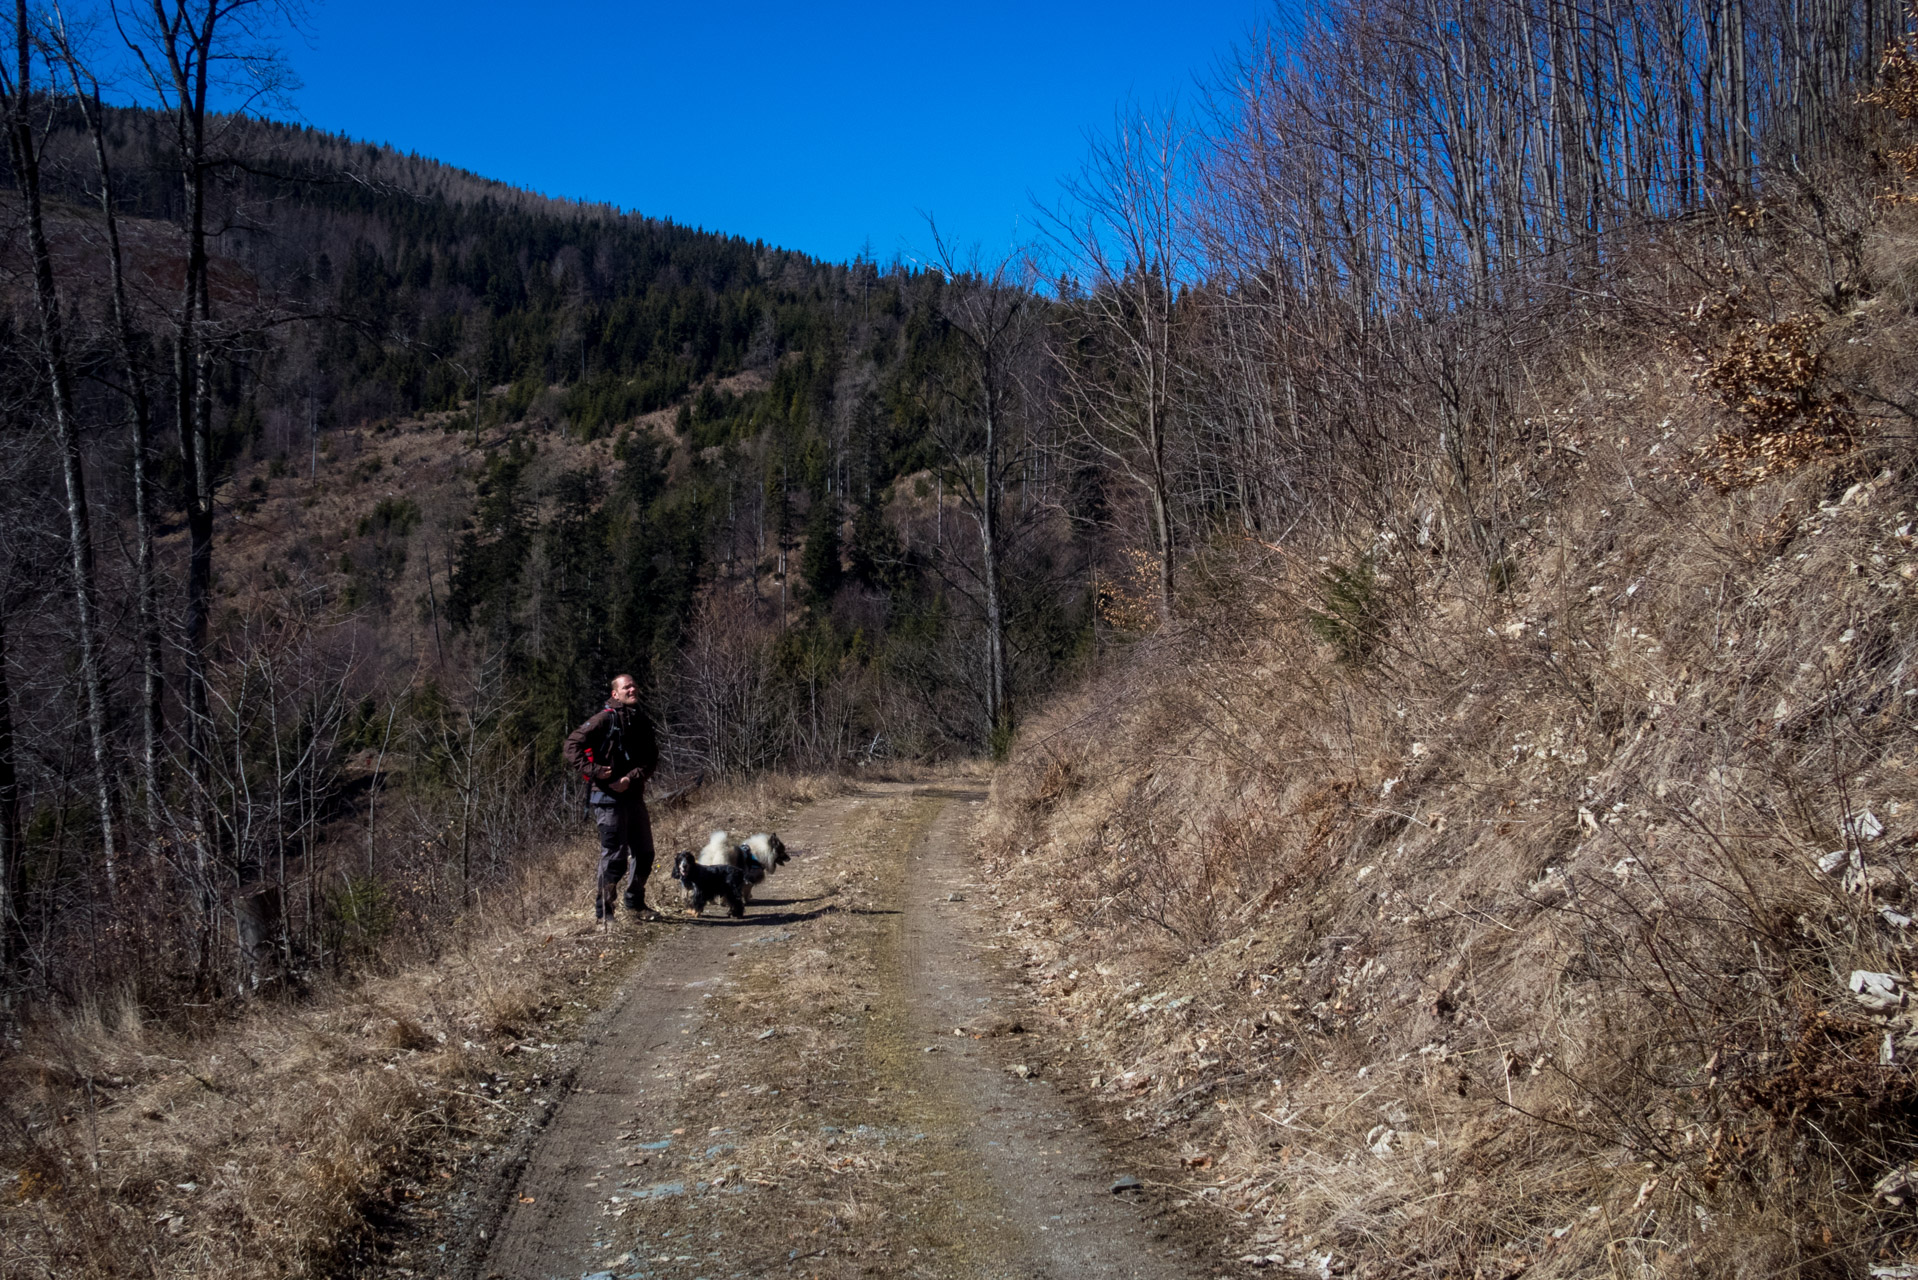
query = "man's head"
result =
(609, 674, 639, 708)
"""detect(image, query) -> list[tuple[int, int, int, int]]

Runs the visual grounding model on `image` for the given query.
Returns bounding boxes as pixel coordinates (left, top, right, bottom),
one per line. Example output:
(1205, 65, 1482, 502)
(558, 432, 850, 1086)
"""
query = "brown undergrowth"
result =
(981, 218, 1918, 1278)
(0, 771, 847, 1280)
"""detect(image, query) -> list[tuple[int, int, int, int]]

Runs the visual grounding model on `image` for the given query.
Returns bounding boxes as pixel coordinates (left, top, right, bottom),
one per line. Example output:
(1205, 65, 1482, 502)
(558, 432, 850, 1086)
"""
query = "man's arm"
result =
(562, 710, 614, 781)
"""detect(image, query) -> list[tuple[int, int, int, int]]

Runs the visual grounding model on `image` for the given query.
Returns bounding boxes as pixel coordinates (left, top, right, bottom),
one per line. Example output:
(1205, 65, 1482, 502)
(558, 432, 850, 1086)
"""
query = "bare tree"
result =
(677, 593, 782, 777)
(412, 653, 520, 891)
(195, 582, 354, 992)
(1048, 104, 1194, 621)
(48, 5, 165, 835)
(2, 0, 118, 887)
(921, 233, 1049, 751)
(112, 0, 299, 894)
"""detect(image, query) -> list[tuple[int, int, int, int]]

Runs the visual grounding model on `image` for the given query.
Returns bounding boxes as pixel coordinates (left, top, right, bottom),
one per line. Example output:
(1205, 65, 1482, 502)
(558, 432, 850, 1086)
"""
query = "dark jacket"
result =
(562, 703, 659, 806)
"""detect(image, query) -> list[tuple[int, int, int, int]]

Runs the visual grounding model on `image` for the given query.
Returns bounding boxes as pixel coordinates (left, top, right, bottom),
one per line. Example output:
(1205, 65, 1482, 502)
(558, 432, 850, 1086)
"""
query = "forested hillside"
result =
(0, 58, 1097, 1006)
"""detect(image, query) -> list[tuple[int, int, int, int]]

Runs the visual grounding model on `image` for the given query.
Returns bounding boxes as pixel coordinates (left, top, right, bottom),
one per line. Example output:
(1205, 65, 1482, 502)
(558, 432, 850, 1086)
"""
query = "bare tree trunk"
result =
(1047, 108, 1187, 622)
(179, 270, 216, 955)
(923, 235, 1041, 753)
(979, 390, 1009, 746)
(126, 0, 226, 938)
(0, 604, 18, 972)
(4, 0, 119, 891)
(54, 43, 166, 836)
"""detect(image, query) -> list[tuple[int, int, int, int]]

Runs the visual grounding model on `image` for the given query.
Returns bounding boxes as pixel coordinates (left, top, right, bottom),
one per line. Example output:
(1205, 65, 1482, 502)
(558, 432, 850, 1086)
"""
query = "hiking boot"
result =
(625, 898, 657, 921)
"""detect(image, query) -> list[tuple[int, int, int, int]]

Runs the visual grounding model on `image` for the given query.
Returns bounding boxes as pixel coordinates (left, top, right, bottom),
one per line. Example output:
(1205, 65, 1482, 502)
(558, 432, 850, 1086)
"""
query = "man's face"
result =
(610, 677, 638, 708)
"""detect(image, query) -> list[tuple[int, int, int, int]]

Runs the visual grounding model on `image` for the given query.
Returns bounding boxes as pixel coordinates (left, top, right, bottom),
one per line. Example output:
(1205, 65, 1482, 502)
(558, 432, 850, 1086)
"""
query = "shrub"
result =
(1305, 554, 1383, 663)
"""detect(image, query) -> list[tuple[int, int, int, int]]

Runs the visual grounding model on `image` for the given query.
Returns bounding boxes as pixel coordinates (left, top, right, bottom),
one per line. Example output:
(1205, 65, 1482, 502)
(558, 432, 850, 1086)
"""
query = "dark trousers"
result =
(593, 797, 655, 909)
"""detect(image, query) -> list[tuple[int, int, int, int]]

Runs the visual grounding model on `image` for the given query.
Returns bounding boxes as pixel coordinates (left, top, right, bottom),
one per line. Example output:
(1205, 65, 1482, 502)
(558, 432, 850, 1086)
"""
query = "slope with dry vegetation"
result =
(980, 208, 1918, 1278)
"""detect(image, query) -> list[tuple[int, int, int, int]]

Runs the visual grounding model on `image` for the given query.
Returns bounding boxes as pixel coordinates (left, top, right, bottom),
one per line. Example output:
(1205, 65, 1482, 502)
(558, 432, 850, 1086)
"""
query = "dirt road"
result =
(461, 780, 1199, 1280)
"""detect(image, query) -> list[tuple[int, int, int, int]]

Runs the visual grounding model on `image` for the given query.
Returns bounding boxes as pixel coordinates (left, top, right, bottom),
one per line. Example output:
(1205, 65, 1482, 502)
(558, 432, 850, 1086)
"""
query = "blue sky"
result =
(279, 0, 1269, 266)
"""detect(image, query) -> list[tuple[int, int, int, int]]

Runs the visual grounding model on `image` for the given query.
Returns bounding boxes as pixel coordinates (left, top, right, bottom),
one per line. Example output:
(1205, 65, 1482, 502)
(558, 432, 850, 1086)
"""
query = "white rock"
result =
(1816, 850, 1851, 875)
(1851, 970, 1909, 1012)
(1876, 1165, 1918, 1205)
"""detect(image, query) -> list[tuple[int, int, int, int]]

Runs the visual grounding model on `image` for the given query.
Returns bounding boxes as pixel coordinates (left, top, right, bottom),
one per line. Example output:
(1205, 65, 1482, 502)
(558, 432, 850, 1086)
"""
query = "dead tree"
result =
(50, 9, 166, 836)
(2, 0, 119, 889)
(1048, 104, 1193, 621)
(922, 235, 1049, 752)
(114, 0, 297, 931)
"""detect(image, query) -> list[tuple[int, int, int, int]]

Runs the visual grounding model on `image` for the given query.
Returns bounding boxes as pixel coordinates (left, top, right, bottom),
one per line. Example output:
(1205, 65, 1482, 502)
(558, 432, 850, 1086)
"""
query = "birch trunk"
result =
(4, 0, 119, 891)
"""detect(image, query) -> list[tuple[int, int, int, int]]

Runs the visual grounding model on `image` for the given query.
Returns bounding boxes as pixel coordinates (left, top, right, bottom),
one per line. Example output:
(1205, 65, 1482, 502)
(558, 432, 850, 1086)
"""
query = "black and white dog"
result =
(697, 830, 789, 900)
(672, 850, 746, 918)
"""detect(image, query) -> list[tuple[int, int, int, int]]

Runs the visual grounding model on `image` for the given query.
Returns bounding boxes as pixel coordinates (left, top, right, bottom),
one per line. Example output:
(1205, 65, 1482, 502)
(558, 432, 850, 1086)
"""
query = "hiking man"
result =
(562, 673, 660, 920)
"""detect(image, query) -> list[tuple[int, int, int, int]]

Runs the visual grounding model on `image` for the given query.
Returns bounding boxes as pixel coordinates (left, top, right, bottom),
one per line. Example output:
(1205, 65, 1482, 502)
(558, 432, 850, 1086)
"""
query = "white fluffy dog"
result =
(696, 830, 789, 900)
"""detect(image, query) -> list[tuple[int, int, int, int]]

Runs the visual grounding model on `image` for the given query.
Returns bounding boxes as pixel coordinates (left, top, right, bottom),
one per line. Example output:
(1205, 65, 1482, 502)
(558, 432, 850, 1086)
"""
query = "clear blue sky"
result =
(280, 0, 1269, 266)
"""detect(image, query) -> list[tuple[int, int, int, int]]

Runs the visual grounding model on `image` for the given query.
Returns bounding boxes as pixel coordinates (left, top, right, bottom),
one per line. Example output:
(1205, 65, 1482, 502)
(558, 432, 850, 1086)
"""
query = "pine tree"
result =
(800, 498, 843, 603)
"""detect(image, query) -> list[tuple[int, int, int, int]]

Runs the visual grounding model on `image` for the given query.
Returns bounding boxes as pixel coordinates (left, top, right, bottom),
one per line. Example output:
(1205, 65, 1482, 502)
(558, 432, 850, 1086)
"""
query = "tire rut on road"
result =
(893, 789, 1191, 1280)
(466, 781, 1202, 1280)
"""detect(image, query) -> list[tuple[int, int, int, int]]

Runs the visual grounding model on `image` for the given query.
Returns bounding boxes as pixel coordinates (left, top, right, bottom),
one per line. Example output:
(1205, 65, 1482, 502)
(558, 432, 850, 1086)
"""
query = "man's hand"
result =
(606, 775, 630, 793)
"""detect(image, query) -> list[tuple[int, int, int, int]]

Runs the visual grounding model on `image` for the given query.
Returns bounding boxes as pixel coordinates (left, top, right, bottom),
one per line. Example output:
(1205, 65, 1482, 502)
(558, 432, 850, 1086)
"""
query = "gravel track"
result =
(467, 781, 1198, 1280)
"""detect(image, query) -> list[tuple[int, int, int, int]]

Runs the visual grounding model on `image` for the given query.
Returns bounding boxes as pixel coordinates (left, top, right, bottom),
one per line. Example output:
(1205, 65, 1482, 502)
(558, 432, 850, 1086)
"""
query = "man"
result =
(562, 673, 660, 921)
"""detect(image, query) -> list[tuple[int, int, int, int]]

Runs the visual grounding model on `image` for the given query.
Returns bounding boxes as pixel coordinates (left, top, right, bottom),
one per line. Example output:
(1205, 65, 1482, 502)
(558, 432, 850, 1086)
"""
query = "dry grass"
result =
(0, 771, 840, 1279)
(979, 211, 1918, 1278)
